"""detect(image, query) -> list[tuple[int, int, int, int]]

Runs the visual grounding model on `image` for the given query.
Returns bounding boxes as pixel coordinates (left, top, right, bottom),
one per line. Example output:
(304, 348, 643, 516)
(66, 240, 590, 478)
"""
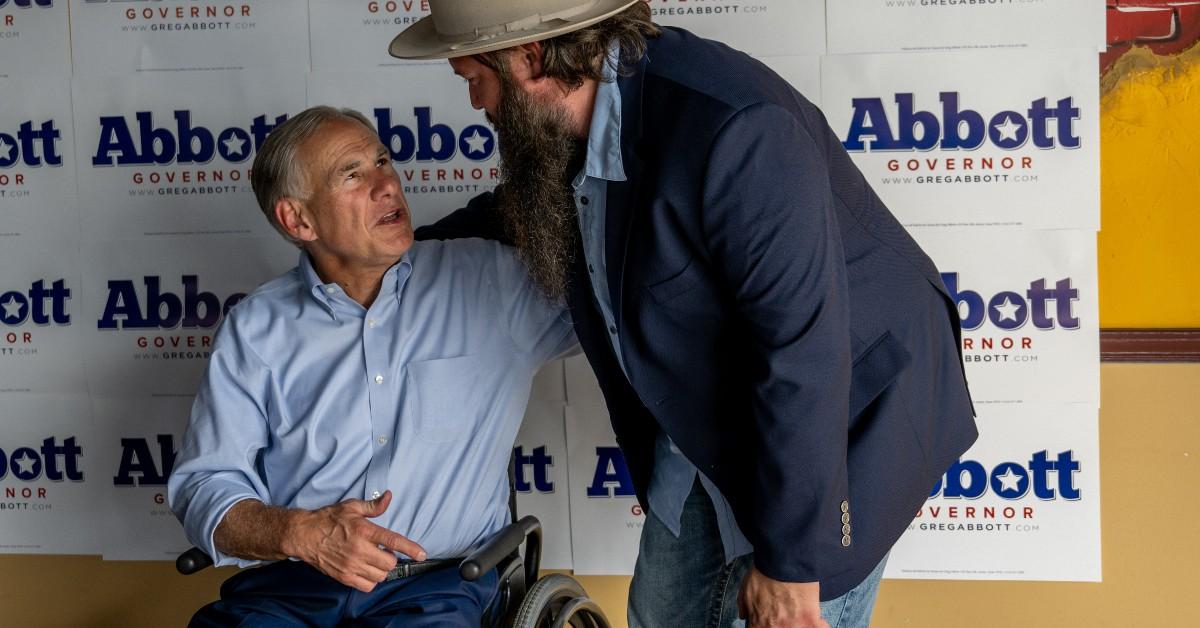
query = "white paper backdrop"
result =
(822, 48, 1100, 231)
(827, 0, 1105, 55)
(0, 1, 70, 77)
(918, 229, 1101, 405)
(0, 394, 100, 555)
(0, 0, 1102, 583)
(885, 402, 1101, 582)
(70, 0, 310, 75)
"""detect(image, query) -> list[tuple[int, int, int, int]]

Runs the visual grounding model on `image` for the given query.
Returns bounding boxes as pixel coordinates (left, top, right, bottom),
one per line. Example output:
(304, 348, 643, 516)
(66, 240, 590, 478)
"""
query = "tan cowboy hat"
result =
(389, 0, 640, 60)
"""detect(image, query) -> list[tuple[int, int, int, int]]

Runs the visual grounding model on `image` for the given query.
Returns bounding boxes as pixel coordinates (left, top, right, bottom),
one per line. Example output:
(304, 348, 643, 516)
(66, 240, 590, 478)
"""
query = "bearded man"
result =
(396, 3, 977, 627)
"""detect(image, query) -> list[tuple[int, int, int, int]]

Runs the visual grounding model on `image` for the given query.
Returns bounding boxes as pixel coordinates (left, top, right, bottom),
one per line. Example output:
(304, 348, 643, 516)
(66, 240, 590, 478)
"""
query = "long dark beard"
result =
(492, 74, 585, 302)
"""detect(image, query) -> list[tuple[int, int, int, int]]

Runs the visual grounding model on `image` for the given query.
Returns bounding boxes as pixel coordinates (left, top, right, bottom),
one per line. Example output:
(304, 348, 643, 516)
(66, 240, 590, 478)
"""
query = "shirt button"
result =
(377, 436, 388, 445)
(374, 374, 384, 384)
(325, 287, 336, 294)
(368, 319, 377, 328)
(588, 264, 595, 274)
(581, 196, 590, 206)
(608, 325, 617, 334)
(371, 490, 382, 499)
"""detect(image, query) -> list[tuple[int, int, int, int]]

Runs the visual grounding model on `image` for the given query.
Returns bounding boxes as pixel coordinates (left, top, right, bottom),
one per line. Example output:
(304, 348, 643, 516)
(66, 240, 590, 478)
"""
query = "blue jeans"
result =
(629, 482, 887, 628)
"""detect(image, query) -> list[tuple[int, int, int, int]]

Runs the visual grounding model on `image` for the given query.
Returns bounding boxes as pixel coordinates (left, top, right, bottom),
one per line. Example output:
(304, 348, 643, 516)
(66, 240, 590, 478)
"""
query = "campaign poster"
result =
(70, 0, 309, 75)
(309, 0, 439, 72)
(513, 373, 573, 570)
(828, 0, 1105, 55)
(564, 354, 605, 409)
(80, 235, 295, 397)
(647, 0, 825, 57)
(0, 237, 86, 394)
(822, 48, 1100, 230)
(93, 396, 192, 560)
(564, 399, 643, 576)
(0, 0, 70, 77)
(0, 394, 100, 555)
(918, 228, 1100, 406)
(73, 71, 306, 241)
(307, 68, 500, 227)
(885, 403, 1101, 582)
(0, 75, 78, 240)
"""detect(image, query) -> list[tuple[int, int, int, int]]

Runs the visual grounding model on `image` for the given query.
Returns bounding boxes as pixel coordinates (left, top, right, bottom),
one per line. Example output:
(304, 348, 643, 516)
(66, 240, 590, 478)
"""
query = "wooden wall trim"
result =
(1100, 329, 1200, 363)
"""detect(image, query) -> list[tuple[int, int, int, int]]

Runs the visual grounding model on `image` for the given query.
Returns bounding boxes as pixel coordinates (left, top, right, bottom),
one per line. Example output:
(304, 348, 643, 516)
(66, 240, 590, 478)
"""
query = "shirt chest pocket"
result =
(406, 354, 490, 443)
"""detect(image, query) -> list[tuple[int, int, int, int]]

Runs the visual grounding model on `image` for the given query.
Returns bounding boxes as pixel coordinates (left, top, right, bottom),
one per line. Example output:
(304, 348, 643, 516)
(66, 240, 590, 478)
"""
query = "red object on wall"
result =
(1103, 1, 1200, 73)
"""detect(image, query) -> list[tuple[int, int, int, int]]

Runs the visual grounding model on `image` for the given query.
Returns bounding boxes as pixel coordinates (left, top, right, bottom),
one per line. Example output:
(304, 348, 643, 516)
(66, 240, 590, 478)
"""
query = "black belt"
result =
(384, 557, 464, 581)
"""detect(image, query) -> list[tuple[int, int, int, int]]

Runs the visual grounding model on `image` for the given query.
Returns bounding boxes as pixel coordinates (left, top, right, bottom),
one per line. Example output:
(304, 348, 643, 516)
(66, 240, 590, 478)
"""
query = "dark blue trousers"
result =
(190, 560, 499, 627)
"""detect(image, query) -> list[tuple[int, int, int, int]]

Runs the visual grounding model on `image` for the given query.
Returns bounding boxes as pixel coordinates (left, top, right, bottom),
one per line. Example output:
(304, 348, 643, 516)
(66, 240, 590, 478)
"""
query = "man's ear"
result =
(511, 41, 546, 81)
(275, 197, 317, 243)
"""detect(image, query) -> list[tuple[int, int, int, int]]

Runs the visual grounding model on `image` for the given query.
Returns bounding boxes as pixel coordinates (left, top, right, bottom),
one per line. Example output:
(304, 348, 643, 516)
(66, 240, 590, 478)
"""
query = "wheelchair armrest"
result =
(176, 546, 214, 575)
(459, 515, 541, 584)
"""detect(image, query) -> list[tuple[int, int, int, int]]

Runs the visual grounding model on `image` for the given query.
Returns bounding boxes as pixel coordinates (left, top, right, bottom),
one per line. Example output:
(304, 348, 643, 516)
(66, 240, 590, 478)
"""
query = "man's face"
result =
(449, 55, 504, 122)
(448, 52, 585, 301)
(296, 118, 413, 273)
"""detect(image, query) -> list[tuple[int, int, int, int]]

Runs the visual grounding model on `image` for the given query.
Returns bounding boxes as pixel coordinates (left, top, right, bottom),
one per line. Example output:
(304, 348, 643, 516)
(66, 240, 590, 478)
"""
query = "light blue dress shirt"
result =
(168, 239, 576, 567)
(574, 45, 752, 563)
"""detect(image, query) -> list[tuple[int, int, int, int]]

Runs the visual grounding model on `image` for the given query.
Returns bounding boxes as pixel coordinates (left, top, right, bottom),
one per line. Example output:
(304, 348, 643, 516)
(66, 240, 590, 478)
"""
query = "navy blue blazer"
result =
(419, 27, 977, 600)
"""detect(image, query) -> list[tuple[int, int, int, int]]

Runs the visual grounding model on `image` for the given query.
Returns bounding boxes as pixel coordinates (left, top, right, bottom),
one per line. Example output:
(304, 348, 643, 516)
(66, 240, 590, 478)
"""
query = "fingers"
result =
(341, 490, 392, 518)
(339, 570, 384, 594)
(365, 522, 427, 561)
(361, 540, 401, 573)
(365, 490, 392, 517)
(737, 572, 749, 619)
(308, 492, 425, 591)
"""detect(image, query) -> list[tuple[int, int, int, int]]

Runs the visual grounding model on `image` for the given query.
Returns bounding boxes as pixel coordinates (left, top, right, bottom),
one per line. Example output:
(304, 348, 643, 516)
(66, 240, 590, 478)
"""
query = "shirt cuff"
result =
(184, 479, 266, 569)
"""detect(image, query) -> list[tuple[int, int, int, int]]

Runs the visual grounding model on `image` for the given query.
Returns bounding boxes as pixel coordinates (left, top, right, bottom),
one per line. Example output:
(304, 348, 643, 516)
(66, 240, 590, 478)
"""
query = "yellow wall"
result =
(1098, 44, 1200, 327)
(2, 363, 1196, 627)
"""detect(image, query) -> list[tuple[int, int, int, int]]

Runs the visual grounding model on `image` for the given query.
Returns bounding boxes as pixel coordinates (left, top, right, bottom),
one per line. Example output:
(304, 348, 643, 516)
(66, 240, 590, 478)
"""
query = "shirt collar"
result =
(579, 40, 627, 185)
(299, 250, 413, 320)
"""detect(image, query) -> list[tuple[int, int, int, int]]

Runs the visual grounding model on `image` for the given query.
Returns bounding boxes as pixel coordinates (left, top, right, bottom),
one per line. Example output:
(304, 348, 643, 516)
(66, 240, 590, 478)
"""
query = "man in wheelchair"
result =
(167, 105, 577, 626)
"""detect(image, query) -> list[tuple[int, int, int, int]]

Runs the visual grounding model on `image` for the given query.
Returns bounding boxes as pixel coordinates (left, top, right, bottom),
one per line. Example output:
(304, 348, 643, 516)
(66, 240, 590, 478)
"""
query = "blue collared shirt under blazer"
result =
(571, 42, 752, 563)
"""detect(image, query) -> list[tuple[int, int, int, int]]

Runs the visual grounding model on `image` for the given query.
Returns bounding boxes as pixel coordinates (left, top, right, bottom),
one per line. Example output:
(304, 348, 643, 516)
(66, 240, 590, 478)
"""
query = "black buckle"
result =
(384, 557, 461, 582)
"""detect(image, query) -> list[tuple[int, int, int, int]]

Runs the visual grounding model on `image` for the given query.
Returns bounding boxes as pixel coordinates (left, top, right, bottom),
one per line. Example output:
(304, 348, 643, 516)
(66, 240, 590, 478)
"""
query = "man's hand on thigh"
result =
(284, 490, 427, 593)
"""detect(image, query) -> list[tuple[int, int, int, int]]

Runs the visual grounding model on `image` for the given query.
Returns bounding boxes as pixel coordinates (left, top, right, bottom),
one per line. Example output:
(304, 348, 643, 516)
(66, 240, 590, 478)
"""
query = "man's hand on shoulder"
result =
(738, 566, 828, 628)
(282, 490, 427, 593)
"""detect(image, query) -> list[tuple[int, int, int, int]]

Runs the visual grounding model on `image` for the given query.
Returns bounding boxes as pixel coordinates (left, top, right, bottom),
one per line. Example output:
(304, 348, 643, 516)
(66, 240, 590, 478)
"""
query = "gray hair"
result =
(251, 106, 378, 245)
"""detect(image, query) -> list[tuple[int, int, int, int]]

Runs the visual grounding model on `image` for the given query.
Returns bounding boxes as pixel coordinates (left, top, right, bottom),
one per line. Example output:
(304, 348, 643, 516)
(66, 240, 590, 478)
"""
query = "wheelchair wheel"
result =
(511, 573, 610, 628)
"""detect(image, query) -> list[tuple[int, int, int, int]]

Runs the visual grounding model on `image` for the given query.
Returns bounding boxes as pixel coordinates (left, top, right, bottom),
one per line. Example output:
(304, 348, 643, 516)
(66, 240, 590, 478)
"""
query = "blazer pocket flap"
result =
(644, 258, 702, 305)
(849, 331, 912, 418)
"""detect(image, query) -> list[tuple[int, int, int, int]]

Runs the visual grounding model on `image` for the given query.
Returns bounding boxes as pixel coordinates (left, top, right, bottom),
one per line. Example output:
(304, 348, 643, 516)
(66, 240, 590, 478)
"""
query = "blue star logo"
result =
(0, 293, 28, 325)
(12, 450, 41, 481)
(991, 464, 1029, 499)
(0, 136, 15, 163)
(460, 128, 493, 156)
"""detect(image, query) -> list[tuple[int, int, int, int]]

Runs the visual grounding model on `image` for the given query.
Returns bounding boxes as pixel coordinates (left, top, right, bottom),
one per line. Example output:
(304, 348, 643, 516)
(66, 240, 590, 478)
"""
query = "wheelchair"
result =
(177, 506, 610, 627)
